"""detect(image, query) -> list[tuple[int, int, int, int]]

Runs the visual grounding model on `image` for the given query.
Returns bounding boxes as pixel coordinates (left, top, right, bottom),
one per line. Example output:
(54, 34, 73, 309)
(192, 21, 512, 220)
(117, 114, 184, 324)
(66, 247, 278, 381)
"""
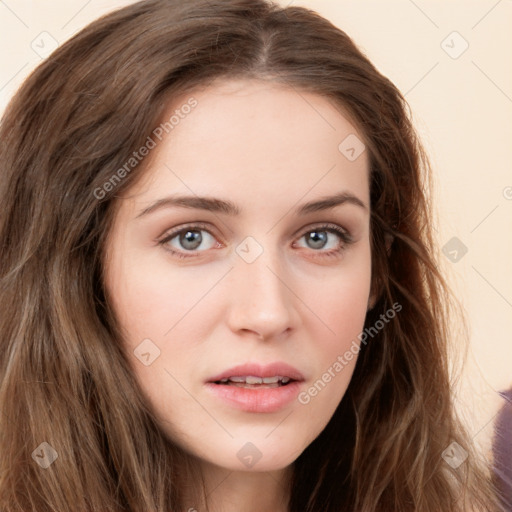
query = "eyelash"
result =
(157, 222, 354, 260)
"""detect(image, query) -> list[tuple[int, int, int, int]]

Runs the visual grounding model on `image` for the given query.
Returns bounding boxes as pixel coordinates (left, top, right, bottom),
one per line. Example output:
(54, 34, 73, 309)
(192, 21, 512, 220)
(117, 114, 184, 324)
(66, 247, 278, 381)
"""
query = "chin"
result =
(201, 437, 306, 473)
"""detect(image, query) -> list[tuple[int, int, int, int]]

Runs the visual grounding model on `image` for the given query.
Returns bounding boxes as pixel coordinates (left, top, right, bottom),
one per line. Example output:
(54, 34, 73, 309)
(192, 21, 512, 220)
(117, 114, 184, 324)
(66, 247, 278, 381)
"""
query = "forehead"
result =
(122, 79, 369, 214)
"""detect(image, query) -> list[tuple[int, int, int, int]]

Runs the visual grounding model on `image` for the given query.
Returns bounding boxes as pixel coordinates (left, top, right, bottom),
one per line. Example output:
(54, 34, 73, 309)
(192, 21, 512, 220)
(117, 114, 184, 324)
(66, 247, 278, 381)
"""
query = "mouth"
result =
(212, 375, 295, 388)
(206, 362, 305, 388)
(204, 363, 305, 413)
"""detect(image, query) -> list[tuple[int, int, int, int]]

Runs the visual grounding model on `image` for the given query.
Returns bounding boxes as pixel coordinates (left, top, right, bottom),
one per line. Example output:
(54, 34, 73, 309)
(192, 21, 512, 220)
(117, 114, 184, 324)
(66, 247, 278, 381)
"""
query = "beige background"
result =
(1, 0, 511, 457)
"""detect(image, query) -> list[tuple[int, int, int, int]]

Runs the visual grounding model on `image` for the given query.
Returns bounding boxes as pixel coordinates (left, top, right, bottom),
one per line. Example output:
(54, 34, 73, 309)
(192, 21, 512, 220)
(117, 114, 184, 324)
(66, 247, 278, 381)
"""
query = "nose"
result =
(226, 245, 301, 340)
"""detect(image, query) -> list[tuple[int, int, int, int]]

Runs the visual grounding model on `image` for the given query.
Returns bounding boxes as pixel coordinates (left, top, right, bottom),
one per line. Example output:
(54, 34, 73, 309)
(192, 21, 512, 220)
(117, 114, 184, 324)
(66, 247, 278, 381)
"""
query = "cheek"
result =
(105, 247, 218, 343)
(295, 250, 371, 405)
(301, 251, 372, 345)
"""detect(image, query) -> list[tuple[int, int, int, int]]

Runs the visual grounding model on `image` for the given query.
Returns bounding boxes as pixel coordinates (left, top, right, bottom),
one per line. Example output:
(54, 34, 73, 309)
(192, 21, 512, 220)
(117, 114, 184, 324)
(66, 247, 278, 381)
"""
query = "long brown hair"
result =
(0, 0, 502, 510)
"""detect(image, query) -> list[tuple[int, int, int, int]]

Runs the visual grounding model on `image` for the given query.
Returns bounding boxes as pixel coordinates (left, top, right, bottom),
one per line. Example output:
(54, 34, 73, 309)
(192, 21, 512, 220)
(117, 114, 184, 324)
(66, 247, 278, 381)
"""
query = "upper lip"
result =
(207, 362, 305, 383)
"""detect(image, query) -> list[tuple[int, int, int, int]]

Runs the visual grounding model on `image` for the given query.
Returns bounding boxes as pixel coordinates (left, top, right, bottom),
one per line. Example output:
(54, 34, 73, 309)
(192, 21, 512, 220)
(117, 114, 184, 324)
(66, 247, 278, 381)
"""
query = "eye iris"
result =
(180, 230, 202, 250)
(307, 231, 327, 249)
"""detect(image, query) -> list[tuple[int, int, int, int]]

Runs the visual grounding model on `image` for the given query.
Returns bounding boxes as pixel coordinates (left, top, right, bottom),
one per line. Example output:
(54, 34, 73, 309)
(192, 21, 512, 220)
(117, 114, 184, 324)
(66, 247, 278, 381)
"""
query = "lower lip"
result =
(204, 381, 303, 413)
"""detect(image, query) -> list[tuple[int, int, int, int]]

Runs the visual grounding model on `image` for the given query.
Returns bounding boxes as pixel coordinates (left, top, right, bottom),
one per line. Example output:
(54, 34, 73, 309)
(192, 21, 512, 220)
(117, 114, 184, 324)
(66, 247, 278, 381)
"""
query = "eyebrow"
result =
(136, 191, 368, 219)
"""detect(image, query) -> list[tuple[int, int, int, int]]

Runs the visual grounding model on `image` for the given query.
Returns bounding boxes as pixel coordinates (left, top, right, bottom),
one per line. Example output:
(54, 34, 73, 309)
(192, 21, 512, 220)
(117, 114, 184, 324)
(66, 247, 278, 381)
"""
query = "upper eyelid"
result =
(159, 222, 218, 242)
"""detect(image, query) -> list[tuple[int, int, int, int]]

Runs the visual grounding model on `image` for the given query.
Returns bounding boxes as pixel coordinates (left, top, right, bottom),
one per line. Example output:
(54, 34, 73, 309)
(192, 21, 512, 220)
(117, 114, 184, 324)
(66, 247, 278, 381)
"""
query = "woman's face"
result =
(104, 79, 372, 472)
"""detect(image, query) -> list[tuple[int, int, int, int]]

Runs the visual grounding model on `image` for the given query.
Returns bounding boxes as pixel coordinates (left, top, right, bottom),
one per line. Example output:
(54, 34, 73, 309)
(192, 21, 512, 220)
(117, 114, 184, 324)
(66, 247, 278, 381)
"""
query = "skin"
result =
(103, 79, 373, 512)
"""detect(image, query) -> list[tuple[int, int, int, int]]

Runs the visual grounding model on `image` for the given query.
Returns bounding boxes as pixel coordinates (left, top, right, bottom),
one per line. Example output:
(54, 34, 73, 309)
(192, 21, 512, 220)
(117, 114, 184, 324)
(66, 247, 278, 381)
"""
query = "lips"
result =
(207, 362, 305, 385)
(204, 362, 306, 413)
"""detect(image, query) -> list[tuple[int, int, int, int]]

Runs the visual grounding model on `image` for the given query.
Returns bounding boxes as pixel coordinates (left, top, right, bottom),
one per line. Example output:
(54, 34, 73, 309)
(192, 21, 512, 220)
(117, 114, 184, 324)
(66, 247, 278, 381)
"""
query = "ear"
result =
(367, 232, 394, 311)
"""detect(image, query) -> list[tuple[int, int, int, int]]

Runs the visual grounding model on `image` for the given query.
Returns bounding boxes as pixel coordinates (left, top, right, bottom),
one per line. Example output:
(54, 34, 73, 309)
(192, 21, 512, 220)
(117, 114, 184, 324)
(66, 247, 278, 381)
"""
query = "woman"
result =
(0, 0, 502, 510)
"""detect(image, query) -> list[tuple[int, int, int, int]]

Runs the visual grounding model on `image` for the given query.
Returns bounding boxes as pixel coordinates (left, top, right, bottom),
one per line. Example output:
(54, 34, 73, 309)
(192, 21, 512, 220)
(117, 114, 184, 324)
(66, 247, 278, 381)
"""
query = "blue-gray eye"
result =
(167, 229, 217, 251)
(298, 229, 341, 250)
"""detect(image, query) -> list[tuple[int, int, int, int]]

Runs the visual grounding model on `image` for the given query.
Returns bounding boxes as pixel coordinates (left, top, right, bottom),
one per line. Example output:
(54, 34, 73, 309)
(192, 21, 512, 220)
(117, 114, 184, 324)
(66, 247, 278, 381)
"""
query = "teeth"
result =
(230, 382, 280, 389)
(245, 376, 263, 384)
(217, 375, 291, 384)
(228, 376, 246, 383)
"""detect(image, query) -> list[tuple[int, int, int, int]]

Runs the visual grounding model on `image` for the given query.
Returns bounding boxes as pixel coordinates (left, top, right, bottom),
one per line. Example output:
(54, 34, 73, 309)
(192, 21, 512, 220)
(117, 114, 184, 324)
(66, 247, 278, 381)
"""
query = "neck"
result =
(183, 459, 293, 512)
